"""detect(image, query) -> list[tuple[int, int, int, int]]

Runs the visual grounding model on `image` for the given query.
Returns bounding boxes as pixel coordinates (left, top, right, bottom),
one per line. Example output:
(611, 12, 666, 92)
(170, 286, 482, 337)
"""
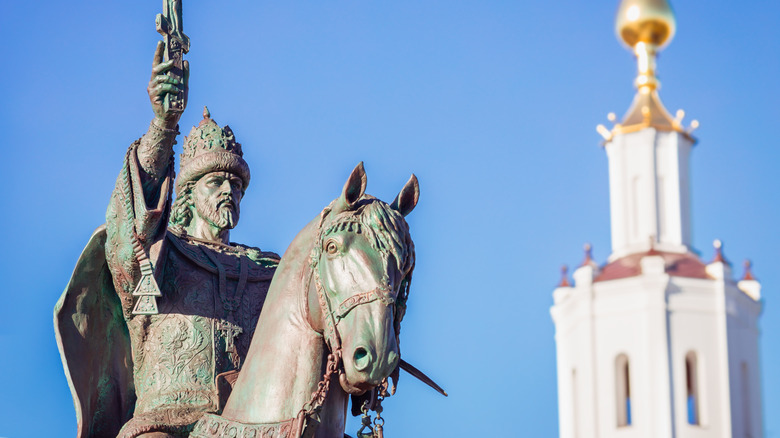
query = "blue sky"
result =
(0, 1, 778, 436)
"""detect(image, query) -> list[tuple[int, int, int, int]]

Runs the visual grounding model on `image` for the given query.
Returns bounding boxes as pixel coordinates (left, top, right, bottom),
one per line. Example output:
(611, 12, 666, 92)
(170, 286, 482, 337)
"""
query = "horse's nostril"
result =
(353, 347, 372, 371)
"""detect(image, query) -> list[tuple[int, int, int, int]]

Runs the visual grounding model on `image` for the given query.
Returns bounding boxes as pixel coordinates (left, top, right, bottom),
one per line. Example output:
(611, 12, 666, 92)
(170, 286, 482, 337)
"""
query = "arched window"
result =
(616, 354, 631, 427)
(685, 351, 699, 425)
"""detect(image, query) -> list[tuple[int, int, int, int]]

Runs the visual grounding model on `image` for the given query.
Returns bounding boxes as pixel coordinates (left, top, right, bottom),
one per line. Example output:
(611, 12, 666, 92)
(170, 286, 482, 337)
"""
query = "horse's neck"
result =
(221, 219, 346, 433)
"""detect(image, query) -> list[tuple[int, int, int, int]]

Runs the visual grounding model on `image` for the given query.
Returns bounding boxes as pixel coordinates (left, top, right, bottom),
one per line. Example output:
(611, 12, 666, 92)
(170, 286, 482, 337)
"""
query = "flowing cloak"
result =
(54, 225, 135, 438)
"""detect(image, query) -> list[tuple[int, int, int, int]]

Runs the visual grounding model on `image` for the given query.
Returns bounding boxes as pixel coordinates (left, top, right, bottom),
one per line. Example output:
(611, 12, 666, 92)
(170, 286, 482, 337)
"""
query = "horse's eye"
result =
(326, 241, 339, 255)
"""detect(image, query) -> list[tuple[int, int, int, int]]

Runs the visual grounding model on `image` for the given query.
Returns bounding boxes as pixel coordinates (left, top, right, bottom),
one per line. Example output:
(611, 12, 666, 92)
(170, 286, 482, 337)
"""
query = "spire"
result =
(558, 265, 571, 287)
(737, 259, 761, 301)
(599, 0, 698, 138)
(741, 259, 756, 281)
(711, 239, 731, 265)
(580, 243, 598, 268)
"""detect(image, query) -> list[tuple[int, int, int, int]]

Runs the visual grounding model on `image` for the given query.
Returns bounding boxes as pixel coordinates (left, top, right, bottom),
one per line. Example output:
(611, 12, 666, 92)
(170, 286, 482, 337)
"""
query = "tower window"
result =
(685, 351, 699, 425)
(616, 354, 632, 427)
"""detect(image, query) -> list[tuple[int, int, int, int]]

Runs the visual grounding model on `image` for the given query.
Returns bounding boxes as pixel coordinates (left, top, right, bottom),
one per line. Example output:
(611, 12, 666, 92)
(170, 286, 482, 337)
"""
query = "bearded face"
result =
(192, 171, 244, 231)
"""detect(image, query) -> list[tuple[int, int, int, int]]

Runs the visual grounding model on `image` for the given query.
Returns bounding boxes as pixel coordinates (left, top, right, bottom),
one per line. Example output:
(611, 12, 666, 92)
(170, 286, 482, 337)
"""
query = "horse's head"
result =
(310, 163, 419, 395)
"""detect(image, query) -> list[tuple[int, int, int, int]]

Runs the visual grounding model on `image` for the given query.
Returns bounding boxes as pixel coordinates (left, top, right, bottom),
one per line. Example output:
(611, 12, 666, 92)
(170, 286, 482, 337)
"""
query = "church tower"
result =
(550, 1, 764, 437)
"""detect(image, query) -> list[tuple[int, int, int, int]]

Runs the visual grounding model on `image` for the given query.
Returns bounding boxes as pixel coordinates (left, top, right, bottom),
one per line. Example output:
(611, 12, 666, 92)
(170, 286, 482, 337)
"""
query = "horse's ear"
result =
(335, 162, 367, 212)
(390, 174, 419, 217)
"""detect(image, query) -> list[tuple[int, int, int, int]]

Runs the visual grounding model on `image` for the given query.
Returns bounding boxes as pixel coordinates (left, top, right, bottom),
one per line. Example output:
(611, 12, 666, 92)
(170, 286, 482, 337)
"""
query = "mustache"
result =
(217, 197, 236, 210)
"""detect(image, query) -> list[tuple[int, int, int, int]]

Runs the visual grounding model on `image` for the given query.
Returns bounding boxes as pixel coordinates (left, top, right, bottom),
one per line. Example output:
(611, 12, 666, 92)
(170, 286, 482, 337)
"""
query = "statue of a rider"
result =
(54, 35, 278, 438)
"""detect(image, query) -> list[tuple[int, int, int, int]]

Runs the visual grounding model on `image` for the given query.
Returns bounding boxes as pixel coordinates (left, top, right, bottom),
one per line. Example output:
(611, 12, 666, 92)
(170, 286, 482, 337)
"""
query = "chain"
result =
(299, 351, 341, 419)
(373, 390, 385, 438)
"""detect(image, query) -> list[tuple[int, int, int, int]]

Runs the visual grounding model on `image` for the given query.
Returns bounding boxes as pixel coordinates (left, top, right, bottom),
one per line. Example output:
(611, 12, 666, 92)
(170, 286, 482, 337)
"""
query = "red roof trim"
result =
(594, 250, 712, 283)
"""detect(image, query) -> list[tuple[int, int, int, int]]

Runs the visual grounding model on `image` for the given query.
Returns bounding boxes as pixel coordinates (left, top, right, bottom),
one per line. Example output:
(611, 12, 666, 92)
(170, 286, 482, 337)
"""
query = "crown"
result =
(177, 106, 251, 195)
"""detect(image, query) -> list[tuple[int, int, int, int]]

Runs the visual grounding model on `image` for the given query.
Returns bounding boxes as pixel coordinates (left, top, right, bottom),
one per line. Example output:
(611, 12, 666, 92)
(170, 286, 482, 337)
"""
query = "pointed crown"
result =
(177, 106, 251, 195)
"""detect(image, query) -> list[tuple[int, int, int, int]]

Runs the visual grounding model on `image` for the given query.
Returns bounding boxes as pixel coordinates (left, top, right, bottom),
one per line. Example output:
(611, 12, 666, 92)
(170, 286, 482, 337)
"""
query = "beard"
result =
(194, 196, 240, 230)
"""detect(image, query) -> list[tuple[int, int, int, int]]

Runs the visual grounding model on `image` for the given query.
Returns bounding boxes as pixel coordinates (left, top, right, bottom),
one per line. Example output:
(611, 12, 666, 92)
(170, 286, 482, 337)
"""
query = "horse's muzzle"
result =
(340, 336, 400, 395)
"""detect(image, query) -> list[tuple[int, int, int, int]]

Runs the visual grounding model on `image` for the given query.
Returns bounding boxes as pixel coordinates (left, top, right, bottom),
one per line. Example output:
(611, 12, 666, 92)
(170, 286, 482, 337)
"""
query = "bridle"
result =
(333, 286, 395, 321)
(294, 207, 409, 435)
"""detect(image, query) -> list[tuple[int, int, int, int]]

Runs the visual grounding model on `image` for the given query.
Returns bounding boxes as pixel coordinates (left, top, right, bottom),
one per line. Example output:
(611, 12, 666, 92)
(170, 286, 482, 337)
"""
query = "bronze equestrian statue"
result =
(55, 3, 439, 437)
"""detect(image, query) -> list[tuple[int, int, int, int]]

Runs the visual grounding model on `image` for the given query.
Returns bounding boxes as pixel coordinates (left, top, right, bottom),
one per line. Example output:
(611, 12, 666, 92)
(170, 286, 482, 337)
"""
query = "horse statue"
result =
(191, 162, 420, 438)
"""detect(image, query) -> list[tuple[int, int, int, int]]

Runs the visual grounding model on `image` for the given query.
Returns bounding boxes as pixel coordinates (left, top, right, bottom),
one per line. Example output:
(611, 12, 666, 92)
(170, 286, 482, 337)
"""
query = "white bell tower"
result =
(550, 1, 764, 437)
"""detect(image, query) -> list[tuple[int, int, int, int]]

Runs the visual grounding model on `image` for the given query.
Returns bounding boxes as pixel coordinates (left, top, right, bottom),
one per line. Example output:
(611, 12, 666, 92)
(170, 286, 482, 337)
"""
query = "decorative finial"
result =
(615, 0, 676, 92)
(597, 113, 620, 141)
(673, 109, 685, 128)
(742, 259, 756, 281)
(687, 119, 700, 134)
(597, 124, 612, 141)
(711, 239, 730, 265)
(580, 243, 596, 267)
(203, 106, 211, 120)
(558, 265, 571, 287)
(616, 0, 676, 49)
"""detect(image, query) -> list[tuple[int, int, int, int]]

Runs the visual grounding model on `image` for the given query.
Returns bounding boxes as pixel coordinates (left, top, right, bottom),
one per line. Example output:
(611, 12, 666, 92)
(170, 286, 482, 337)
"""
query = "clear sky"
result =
(0, 1, 778, 436)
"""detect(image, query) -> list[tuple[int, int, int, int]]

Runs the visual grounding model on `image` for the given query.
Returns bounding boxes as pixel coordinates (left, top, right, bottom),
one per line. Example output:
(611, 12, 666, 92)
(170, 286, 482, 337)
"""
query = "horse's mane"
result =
(314, 194, 416, 336)
(320, 195, 415, 278)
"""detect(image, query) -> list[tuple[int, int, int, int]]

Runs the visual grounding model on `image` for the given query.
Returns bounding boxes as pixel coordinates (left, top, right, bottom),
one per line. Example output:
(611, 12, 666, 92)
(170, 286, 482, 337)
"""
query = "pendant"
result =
(132, 260, 162, 315)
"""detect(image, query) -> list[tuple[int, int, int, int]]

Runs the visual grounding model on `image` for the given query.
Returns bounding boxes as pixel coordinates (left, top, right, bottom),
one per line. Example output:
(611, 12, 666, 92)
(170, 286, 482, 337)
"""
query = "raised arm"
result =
(138, 40, 189, 203)
(104, 42, 189, 317)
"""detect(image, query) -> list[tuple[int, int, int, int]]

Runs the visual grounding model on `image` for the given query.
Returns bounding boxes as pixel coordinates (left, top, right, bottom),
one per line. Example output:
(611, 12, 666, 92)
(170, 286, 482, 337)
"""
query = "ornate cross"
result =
(218, 319, 243, 369)
(155, 0, 189, 113)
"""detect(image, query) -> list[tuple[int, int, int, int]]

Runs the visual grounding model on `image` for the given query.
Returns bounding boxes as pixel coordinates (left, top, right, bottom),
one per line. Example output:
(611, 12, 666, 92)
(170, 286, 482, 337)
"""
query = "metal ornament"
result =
(217, 320, 244, 369)
(356, 394, 386, 438)
(131, 260, 162, 315)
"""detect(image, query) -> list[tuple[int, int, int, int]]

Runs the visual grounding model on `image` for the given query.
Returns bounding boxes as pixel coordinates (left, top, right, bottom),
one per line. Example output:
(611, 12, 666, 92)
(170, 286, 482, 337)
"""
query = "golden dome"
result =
(597, 0, 698, 143)
(615, 0, 676, 50)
